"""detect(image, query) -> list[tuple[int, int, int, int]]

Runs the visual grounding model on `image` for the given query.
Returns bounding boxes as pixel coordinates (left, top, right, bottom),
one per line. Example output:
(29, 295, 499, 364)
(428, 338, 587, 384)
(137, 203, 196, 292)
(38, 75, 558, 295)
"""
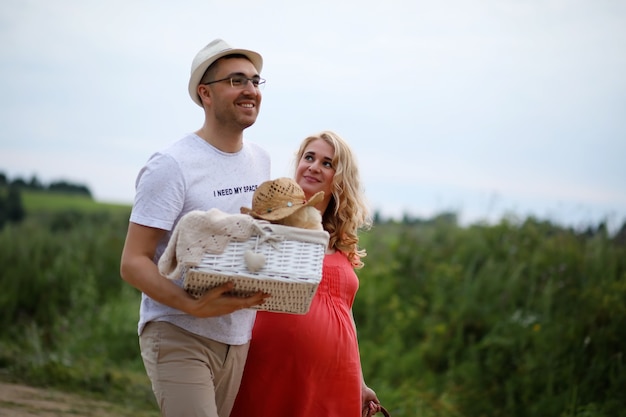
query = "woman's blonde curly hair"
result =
(294, 131, 372, 269)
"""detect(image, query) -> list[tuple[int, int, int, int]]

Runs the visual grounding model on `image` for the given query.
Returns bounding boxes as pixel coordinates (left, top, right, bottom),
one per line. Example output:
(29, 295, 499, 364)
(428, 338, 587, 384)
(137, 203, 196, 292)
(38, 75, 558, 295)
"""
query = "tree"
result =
(6, 185, 25, 223)
(0, 191, 6, 229)
(28, 175, 44, 190)
(613, 220, 626, 246)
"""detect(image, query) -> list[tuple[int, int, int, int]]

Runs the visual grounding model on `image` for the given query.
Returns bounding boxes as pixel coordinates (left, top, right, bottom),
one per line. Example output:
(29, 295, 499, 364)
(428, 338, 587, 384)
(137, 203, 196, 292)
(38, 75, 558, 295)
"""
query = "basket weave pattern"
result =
(185, 224, 328, 314)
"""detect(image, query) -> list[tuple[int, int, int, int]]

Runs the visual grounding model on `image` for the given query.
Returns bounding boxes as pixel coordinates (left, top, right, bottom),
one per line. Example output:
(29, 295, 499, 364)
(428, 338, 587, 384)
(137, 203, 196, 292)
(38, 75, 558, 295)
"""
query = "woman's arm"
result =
(350, 309, 381, 413)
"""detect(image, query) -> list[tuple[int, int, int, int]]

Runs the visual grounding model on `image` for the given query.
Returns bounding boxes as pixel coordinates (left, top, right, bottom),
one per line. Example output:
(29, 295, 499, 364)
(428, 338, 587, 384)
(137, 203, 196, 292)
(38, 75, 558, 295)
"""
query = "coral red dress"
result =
(231, 251, 362, 417)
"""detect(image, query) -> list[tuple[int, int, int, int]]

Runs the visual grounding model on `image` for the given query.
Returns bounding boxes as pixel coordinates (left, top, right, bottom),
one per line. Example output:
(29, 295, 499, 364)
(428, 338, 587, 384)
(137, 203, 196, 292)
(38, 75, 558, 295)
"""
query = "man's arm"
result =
(120, 222, 267, 317)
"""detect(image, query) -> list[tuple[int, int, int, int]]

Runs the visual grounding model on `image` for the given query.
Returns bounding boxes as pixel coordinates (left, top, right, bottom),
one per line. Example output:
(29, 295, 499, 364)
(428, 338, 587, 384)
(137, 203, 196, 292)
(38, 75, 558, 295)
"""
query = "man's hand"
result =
(186, 282, 269, 318)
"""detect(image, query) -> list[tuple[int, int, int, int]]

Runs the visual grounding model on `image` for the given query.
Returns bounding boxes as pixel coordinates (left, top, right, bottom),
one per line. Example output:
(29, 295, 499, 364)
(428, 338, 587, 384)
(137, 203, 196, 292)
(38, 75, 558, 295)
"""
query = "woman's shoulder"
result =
(324, 250, 350, 265)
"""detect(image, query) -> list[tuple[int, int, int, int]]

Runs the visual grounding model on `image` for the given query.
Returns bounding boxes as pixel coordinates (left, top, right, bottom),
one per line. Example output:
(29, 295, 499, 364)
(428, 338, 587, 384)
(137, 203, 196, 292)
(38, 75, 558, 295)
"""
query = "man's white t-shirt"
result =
(129, 133, 271, 345)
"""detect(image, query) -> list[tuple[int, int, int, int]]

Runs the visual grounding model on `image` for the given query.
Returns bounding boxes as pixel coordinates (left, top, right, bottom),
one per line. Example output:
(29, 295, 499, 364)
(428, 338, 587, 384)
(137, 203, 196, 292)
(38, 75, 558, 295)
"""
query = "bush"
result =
(0, 210, 141, 371)
(1, 203, 624, 417)
(355, 218, 626, 417)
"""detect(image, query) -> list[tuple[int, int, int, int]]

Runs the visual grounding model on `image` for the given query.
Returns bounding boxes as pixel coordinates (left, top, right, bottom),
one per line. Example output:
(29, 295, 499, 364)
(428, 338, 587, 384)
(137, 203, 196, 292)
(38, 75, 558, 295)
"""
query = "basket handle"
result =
(379, 406, 391, 417)
(362, 402, 391, 417)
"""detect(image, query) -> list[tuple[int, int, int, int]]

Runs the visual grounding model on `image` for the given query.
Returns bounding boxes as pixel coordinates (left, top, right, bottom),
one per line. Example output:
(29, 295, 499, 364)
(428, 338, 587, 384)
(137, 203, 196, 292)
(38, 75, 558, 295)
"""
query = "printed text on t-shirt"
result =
(213, 184, 258, 197)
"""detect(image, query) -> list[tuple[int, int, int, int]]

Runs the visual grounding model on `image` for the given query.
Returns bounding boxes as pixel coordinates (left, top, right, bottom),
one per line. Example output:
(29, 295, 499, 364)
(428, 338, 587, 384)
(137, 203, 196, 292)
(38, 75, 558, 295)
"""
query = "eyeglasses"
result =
(203, 75, 266, 90)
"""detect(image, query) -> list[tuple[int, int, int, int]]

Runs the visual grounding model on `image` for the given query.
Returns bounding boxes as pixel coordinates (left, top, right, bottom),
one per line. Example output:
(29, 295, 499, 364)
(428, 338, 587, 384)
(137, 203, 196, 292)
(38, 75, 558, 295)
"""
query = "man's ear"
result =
(197, 84, 211, 105)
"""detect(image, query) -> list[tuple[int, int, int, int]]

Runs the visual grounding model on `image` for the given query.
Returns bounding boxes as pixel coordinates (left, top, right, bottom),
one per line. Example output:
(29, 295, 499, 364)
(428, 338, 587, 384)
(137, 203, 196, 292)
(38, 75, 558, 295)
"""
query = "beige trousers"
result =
(139, 321, 249, 417)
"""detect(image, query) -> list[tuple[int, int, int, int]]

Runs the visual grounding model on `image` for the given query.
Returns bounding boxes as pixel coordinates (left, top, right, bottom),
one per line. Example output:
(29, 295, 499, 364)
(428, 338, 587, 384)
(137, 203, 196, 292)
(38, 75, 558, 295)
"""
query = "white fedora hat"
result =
(188, 38, 263, 106)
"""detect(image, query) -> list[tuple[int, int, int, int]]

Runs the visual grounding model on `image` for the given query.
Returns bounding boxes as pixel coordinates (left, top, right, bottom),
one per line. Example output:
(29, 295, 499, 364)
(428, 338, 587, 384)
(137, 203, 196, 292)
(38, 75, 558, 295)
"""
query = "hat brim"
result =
(240, 191, 325, 221)
(306, 191, 324, 208)
(189, 48, 263, 107)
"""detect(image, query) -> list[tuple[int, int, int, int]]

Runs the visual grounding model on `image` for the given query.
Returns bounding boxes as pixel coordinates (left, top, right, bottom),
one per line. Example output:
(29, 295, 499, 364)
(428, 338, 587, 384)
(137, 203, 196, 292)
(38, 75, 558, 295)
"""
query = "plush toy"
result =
(240, 177, 324, 231)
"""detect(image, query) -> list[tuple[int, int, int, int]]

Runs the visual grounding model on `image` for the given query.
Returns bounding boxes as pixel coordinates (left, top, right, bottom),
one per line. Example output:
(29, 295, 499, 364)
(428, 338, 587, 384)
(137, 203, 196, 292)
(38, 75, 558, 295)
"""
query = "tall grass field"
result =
(0, 191, 624, 416)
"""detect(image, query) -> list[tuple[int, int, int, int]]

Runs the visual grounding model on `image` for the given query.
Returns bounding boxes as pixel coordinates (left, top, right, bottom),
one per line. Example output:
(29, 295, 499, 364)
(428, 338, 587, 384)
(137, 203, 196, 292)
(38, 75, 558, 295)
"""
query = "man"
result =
(120, 38, 270, 417)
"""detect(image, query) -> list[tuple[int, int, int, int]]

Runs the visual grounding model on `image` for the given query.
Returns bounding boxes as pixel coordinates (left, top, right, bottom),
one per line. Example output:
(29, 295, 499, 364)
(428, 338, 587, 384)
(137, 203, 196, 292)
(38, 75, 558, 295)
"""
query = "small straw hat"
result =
(241, 178, 324, 221)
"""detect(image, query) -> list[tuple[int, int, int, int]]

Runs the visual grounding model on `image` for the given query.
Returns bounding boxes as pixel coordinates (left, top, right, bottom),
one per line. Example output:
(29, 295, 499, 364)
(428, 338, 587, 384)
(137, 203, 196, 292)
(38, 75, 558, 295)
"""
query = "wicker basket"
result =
(184, 223, 329, 314)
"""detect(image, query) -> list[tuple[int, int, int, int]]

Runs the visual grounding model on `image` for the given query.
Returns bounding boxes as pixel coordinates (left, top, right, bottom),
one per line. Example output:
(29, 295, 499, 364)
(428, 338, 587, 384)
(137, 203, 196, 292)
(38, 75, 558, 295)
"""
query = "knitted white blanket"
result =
(158, 208, 264, 280)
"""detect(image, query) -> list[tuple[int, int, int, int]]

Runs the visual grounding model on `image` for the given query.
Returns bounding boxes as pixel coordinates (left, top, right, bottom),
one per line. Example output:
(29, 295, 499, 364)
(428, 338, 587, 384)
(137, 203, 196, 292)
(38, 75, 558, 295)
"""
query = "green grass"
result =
(22, 190, 131, 214)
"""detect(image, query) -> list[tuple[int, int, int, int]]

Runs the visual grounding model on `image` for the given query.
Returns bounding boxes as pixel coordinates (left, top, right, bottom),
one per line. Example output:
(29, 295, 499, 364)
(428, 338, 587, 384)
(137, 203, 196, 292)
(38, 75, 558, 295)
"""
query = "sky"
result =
(1, 0, 625, 232)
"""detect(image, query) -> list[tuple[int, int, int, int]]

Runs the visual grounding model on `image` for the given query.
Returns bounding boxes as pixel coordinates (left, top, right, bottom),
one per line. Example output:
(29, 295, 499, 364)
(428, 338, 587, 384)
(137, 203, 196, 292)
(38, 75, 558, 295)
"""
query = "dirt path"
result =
(0, 382, 152, 417)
